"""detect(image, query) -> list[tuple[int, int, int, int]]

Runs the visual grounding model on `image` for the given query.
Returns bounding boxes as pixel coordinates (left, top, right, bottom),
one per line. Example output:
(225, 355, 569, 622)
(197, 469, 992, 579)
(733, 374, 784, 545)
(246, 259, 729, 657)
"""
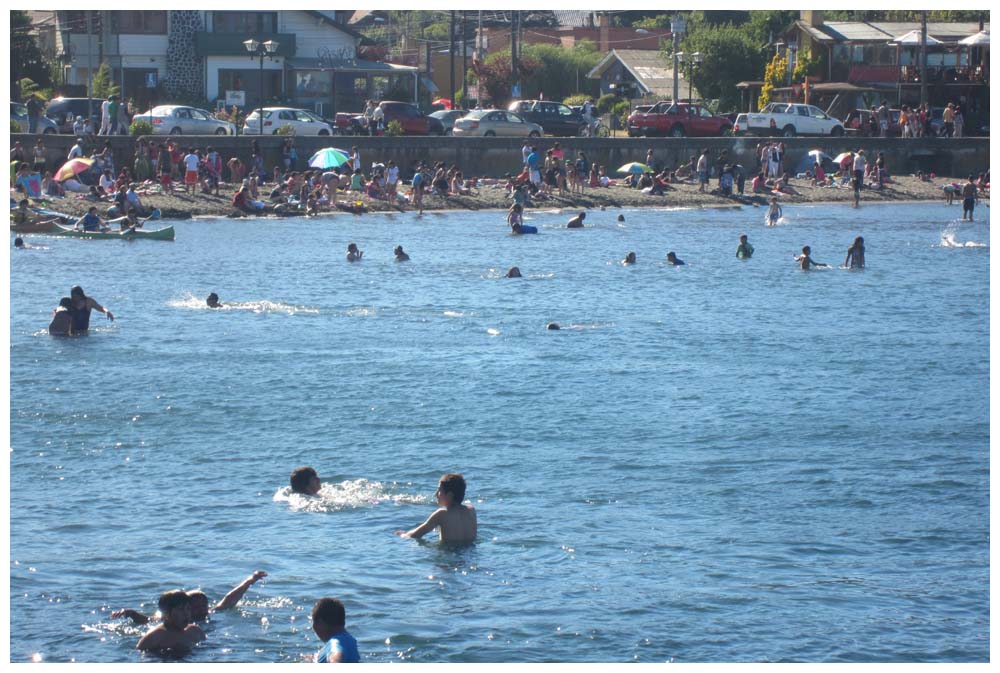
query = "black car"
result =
(45, 97, 104, 134)
(507, 100, 587, 137)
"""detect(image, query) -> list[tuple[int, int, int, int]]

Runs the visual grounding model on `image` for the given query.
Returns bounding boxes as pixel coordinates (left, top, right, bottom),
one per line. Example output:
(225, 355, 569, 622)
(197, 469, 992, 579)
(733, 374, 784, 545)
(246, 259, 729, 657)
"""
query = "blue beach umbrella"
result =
(308, 147, 351, 170)
(617, 161, 651, 174)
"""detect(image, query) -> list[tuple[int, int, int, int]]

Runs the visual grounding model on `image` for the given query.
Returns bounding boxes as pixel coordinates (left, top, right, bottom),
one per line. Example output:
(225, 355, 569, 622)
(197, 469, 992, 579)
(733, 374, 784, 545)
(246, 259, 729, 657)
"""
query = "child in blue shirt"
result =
(312, 598, 360, 663)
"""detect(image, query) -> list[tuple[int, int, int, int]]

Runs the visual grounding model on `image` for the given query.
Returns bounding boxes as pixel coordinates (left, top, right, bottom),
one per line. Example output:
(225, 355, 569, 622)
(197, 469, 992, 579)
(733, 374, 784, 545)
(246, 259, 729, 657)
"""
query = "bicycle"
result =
(581, 118, 610, 138)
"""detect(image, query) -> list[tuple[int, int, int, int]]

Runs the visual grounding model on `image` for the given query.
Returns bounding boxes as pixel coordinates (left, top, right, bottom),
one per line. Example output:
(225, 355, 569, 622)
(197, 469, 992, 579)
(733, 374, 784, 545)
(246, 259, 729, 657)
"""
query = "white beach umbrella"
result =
(959, 30, 990, 47)
(891, 30, 943, 45)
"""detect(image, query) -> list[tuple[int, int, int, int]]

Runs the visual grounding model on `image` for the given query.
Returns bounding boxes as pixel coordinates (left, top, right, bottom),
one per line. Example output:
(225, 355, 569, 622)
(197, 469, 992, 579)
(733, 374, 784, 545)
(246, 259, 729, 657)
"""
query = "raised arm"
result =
(395, 509, 443, 540)
(111, 608, 152, 624)
(214, 570, 267, 611)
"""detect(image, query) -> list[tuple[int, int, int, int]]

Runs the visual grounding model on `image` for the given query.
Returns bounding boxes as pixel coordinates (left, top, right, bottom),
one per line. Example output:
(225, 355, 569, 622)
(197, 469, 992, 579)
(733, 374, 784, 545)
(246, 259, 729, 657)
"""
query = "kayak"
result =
(50, 223, 175, 241)
(11, 221, 57, 234)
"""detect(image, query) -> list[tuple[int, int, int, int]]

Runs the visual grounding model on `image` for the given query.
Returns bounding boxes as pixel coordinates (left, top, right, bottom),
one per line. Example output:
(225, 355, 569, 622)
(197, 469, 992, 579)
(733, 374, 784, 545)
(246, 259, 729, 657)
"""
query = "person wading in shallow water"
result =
(69, 286, 114, 334)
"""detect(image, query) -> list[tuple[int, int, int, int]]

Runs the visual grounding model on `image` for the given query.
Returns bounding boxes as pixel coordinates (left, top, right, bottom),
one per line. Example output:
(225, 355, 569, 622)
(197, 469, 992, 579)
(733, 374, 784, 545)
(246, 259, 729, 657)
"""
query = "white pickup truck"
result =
(745, 103, 845, 137)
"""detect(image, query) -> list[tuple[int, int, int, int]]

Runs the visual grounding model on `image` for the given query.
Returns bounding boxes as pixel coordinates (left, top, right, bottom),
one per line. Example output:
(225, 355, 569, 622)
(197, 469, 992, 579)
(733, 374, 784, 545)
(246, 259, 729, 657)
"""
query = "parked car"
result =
(843, 108, 901, 137)
(10, 102, 58, 134)
(732, 113, 750, 136)
(378, 101, 443, 135)
(744, 103, 845, 137)
(430, 109, 471, 135)
(44, 97, 103, 134)
(452, 109, 543, 137)
(131, 105, 236, 135)
(242, 107, 334, 135)
(626, 102, 732, 137)
(507, 100, 587, 136)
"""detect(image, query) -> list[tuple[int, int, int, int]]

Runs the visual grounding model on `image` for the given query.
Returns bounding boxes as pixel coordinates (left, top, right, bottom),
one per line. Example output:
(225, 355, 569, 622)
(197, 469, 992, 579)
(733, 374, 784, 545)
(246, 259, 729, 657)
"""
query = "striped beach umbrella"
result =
(54, 157, 94, 182)
(308, 147, 351, 170)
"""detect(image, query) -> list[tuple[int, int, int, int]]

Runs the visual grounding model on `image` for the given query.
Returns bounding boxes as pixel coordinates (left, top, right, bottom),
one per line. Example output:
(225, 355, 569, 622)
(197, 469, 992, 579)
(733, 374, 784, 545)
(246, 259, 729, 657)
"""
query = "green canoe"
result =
(50, 223, 175, 241)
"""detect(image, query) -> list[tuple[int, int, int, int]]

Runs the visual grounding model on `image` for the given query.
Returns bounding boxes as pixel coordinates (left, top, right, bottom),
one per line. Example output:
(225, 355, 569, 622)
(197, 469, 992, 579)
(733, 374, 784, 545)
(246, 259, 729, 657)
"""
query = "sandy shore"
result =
(25, 174, 973, 221)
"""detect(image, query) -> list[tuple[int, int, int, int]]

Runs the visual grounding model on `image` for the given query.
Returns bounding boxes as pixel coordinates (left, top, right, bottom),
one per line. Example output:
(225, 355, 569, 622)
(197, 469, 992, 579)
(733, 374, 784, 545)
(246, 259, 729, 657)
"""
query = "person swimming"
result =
(14, 237, 25, 249)
(766, 198, 782, 226)
(394, 245, 410, 262)
(623, 251, 636, 265)
(567, 212, 585, 228)
(346, 242, 363, 262)
(206, 293, 222, 308)
(506, 266, 522, 278)
(795, 245, 829, 270)
(617, 214, 625, 222)
(546, 322, 560, 330)
(666, 252, 685, 266)
(844, 236, 865, 269)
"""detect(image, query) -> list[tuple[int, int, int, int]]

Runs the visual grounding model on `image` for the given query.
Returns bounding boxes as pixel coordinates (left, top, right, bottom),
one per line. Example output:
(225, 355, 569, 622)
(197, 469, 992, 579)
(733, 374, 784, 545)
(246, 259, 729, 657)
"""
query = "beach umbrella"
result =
(54, 157, 94, 182)
(891, 30, 942, 45)
(308, 147, 350, 170)
(432, 98, 453, 110)
(617, 162, 651, 174)
(959, 30, 989, 46)
(832, 152, 853, 165)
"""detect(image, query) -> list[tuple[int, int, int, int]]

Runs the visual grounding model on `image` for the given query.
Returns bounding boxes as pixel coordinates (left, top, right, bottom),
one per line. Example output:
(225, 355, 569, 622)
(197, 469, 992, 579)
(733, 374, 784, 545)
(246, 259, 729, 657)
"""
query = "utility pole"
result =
(511, 11, 518, 97)
(449, 11, 455, 104)
(919, 10, 928, 108)
(86, 10, 93, 122)
(478, 10, 483, 58)
(462, 11, 468, 105)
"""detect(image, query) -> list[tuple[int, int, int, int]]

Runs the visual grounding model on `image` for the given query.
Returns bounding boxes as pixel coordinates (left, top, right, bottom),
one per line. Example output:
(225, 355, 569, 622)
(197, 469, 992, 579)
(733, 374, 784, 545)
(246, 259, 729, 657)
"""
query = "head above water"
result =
(802, 245, 811, 255)
(437, 472, 466, 506)
(158, 590, 191, 627)
(206, 293, 221, 308)
(740, 234, 748, 243)
(617, 214, 625, 222)
(546, 322, 560, 330)
(624, 252, 636, 264)
(290, 466, 320, 495)
(187, 591, 210, 621)
(71, 286, 86, 301)
(666, 252, 677, 262)
(15, 237, 25, 248)
(311, 597, 346, 640)
(506, 266, 522, 278)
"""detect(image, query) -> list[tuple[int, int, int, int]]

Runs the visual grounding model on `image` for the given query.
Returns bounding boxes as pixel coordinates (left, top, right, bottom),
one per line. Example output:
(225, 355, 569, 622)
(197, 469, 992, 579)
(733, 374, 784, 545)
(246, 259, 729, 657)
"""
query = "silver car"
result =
(452, 109, 543, 137)
(430, 109, 470, 136)
(10, 102, 58, 134)
(132, 105, 236, 135)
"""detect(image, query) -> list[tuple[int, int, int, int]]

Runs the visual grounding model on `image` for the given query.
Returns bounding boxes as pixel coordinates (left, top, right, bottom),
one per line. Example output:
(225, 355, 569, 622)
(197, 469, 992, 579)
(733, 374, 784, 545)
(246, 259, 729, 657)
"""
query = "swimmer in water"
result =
(567, 211, 585, 228)
(506, 266, 522, 278)
(135, 590, 205, 653)
(290, 466, 322, 495)
(546, 322, 560, 330)
(623, 251, 636, 265)
(48, 297, 75, 336)
(766, 198, 782, 226)
(394, 245, 410, 262)
(795, 245, 829, 270)
(395, 472, 477, 543)
(736, 234, 754, 259)
(617, 214, 625, 222)
(666, 251, 685, 266)
(14, 237, 25, 248)
(844, 236, 865, 269)
(206, 293, 222, 308)
(346, 242, 363, 262)
(113, 571, 268, 625)
(312, 598, 361, 663)
(507, 203, 523, 230)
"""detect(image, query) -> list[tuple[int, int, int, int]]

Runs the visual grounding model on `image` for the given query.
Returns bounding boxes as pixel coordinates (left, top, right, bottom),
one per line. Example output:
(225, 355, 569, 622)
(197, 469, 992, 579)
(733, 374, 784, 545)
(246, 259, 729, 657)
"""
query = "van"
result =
(44, 98, 104, 134)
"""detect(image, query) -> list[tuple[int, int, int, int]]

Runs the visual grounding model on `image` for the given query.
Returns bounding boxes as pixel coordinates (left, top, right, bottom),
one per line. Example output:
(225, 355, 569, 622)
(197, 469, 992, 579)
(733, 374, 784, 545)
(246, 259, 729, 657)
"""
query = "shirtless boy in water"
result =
(396, 473, 477, 543)
(795, 245, 829, 270)
(135, 590, 205, 653)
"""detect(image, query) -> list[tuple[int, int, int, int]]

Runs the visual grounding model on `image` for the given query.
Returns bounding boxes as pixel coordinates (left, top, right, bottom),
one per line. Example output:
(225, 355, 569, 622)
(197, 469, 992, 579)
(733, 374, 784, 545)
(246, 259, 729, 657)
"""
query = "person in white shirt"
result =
(183, 149, 201, 195)
(385, 160, 399, 198)
(98, 169, 116, 196)
(350, 146, 361, 172)
(372, 105, 385, 134)
(99, 97, 111, 135)
(72, 116, 86, 135)
(851, 149, 867, 206)
(67, 139, 85, 160)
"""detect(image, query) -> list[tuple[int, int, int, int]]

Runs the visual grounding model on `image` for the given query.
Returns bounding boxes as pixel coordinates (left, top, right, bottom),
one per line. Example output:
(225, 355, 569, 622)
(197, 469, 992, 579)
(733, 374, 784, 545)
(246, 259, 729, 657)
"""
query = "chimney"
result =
(598, 13, 609, 52)
(801, 10, 824, 27)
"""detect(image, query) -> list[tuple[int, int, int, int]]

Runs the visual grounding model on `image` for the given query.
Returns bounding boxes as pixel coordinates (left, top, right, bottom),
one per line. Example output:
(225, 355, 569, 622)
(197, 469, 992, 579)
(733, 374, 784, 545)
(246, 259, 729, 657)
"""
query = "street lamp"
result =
(244, 38, 280, 136)
(671, 15, 686, 103)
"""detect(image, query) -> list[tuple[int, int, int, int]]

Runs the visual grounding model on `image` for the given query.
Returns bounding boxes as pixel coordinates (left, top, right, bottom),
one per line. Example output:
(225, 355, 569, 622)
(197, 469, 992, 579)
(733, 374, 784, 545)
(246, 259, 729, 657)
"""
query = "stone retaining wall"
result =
(13, 134, 990, 181)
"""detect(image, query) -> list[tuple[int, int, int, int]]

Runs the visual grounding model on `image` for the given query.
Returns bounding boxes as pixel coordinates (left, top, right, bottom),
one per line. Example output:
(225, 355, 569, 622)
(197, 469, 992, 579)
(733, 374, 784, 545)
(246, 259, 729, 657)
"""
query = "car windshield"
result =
(465, 110, 492, 120)
(150, 106, 174, 115)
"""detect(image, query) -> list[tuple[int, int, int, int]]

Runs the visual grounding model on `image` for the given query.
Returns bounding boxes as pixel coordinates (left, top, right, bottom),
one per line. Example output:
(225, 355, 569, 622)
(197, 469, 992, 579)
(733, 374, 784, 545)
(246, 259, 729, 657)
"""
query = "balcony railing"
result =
(848, 64, 987, 85)
(194, 32, 296, 58)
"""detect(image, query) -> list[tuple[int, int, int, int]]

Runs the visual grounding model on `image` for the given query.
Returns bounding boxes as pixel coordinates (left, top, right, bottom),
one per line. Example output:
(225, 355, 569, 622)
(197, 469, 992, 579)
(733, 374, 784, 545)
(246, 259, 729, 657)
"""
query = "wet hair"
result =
(71, 286, 86, 300)
(15, 238, 25, 248)
(187, 590, 210, 615)
(802, 246, 811, 254)
(437, 473, 466, 504)
(853, 236, 864, 247)
(206, 293, 220, 307)
(312, 597, 346, 630)
(158, 590, 191, 614)
(290, 466, 318, 494)
(546, 322, 560, 330)
(58, 297, 72, 309)
(617, 214, 625, 222)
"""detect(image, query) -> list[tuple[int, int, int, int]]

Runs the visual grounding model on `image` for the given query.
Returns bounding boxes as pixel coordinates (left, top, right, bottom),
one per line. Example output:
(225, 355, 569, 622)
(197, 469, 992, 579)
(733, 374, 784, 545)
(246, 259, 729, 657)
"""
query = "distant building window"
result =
(113, 11, 167, 35)
(62, 11, 101, 35)
(212, 12, 278, 34)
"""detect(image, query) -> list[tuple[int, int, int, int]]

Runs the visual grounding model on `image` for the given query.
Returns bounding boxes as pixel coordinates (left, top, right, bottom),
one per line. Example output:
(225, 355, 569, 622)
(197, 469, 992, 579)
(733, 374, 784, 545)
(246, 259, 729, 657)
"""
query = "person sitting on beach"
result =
(751, 173, 768, 194)
(506, 266, 522, 278)
(567, 212, 585, 229)
(795, 245, 829, 270)
(135, 590, 205, 654)
(233, 182, 265, 215)
(773, 173, 797, 195)
(346, 242, 363, 262)
(394, 245, 410, 262)
(115, 571, 267, 626)
(290, 466, 321, 495)
(48, 297, 75, 336)
(736, 234, 754, 259)
(845, 236, 865, 269)
(666, 251, 685, 266)
(395, 472, 477, 543)
(206, 293, 223, 309)
(312, 598, 361, 663)
(766, 198, 782, 226)
(623, 251, 637, 265)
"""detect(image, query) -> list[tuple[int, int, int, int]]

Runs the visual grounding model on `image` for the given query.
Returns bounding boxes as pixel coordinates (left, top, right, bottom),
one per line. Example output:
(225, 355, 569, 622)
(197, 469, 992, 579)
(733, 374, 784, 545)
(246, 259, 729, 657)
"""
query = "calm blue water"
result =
(9, 202, 989, 663)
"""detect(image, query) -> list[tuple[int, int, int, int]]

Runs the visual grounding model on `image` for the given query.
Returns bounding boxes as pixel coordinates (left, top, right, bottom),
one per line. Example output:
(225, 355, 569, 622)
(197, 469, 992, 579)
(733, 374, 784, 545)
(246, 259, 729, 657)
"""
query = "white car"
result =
(452, 109, 543, 137)
(132, 105, 236, 135)
(242, 107, 334, 136)
(745, 103, 845, 137)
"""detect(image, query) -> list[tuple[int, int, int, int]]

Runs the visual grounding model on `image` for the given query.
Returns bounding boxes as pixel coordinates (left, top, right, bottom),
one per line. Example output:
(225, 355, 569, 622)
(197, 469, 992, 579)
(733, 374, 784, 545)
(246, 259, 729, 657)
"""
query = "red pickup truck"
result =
(333, 101, 444, 136)
(627, 102, 731, 137)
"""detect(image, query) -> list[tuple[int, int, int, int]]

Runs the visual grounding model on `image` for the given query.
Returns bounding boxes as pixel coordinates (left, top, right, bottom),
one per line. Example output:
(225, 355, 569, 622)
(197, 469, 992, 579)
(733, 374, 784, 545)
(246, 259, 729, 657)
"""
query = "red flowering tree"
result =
(470, 50, 541, 108)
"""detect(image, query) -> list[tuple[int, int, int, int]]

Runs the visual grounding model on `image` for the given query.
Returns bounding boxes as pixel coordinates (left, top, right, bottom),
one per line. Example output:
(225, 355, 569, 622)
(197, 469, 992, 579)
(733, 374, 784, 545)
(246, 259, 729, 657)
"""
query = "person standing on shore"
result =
(183, 148, 200, 195)
(852, 150, 867, 207)
(942, 103, 955, 138)
(697, 149, 709, 193)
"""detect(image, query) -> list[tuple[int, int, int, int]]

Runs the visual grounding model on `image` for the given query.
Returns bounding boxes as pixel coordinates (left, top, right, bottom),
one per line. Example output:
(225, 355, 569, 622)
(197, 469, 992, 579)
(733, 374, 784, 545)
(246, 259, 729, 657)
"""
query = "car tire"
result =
(782, 125, 796, 137)
(43, 128, 56, 134)
(484, 131, 496, 137)
(319, 129, 330, 136)
(830, 126, 844, 137)
(170, 128, 182, 135)
(528, 131, 540, 138)
(670, 125, 686, 138)
(215, 128, 227, 135)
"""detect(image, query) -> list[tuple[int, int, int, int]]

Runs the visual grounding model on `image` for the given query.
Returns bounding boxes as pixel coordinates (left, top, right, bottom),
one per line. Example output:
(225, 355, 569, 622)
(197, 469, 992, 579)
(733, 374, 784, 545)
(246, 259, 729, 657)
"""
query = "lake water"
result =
(9, 201, 989, 663)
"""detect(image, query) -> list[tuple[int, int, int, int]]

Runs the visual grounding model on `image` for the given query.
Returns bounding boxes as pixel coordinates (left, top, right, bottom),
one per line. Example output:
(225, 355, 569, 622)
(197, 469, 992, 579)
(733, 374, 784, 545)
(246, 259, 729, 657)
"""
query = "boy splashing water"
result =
(396, 473, 477, 543)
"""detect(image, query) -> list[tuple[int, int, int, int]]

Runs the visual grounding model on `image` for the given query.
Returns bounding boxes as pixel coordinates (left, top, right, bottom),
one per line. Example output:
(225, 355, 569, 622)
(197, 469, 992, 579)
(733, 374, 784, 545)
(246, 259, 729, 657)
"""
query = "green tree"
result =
(11, 11, 51, 95)
(678, 23, 766, 111)
(91, 63, 120, 99)
(519, 41, 601, 101)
